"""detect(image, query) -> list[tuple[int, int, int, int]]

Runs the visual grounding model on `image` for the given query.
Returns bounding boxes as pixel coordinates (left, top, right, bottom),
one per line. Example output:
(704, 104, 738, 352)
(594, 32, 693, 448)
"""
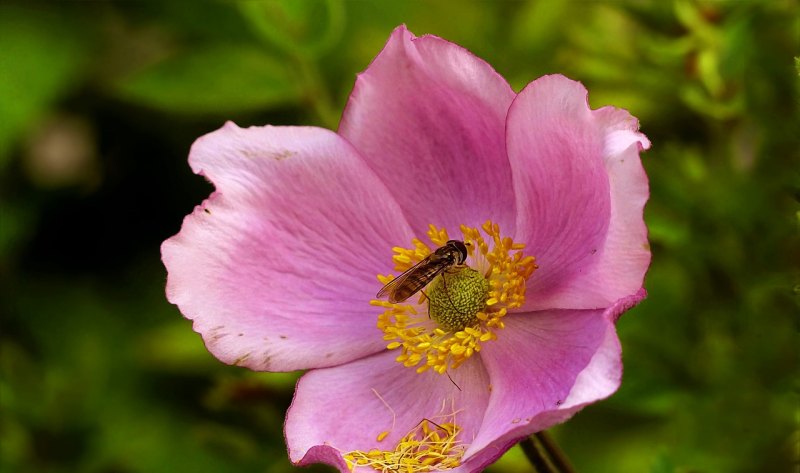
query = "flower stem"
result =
(519, 431, 576, 473)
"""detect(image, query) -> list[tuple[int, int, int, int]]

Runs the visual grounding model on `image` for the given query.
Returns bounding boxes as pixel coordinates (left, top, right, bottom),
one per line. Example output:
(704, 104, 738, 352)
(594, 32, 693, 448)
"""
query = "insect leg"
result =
(445, 370, 462, 391)
(420, 289, 431, 319)
(441, 272, 466, 315)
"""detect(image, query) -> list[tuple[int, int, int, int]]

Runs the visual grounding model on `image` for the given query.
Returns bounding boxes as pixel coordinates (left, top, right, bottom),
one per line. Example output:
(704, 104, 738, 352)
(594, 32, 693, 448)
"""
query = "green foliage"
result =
(0, 6, 92, 167)
(115, 44, 304, 116)
(1, 1, 797, 473)
(238, 0, 345, 57)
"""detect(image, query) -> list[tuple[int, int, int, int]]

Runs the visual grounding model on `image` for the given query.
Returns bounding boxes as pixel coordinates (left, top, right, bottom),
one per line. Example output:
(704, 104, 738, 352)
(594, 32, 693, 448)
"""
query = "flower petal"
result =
(161, 123, 413, 371)
(554, 106, 650, 306)
(461, 291, 645, 462)
(285, 350, 490, 472)
(339, 25, 517, 236)
(508, 75, 650, 310)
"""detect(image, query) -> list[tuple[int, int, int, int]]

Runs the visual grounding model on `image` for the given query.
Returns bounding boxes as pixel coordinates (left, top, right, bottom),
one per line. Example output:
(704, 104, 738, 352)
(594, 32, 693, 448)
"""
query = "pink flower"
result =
(162, 26, 650, 473)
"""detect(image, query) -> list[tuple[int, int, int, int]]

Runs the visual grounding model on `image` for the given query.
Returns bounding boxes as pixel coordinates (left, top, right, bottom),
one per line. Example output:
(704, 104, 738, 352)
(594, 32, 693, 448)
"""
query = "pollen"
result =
(427, 267, 489, 331)
(344, 414, 465, 472)
(374, 221, 537, 374)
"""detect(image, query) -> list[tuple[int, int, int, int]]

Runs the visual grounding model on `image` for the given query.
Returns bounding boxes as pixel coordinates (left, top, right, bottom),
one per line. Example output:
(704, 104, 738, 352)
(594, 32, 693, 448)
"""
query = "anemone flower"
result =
(162, 25, 650, 473)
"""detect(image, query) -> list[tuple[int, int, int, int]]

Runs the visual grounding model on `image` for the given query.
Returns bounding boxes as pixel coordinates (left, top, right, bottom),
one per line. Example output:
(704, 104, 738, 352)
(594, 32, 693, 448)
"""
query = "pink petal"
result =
(461, 291, 644, 462)
(555, 106, 650, 307)
(339, 25, 517, 236)
(508, 75, 650, 310)
(285, 350, 490, 472)
(161, 123, 413, 371)
(559, 289, 646, 406)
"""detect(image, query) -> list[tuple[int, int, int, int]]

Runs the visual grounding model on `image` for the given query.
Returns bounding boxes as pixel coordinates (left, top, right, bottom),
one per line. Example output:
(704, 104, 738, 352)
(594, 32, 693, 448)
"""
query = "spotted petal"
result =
(161, 123, 412, 371)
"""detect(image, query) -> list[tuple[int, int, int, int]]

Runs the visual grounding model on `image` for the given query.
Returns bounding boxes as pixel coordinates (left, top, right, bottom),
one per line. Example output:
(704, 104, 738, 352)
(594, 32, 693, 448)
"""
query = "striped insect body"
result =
(376, 240, 468, 303)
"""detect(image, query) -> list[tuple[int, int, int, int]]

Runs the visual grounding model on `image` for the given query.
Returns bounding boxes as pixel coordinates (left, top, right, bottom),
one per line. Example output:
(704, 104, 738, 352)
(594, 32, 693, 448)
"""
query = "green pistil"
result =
(427, 267, 489, 332)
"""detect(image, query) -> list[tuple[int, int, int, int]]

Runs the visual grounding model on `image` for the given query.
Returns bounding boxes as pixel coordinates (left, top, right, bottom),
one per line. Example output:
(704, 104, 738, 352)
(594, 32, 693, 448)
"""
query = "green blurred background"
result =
(1, 1, 797, 472)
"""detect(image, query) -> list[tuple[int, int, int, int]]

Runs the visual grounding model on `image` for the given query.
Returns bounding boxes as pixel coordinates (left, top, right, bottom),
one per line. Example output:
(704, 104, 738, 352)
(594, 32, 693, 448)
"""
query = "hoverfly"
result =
(376, 240, 469, 303)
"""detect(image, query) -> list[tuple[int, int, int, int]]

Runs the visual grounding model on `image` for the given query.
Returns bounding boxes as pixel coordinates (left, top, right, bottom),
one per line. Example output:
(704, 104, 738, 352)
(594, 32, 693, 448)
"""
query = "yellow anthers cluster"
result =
(344, 419, 464, 473)
(381, 225, 448, 278)
(461, 221, 537, 311)
(374, 220, 538, 374)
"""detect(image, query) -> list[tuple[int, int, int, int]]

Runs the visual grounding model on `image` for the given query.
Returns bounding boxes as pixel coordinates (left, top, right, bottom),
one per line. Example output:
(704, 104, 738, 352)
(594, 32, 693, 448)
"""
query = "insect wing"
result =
(376, 257, 428, 300)
(376, 256, 448, 303)
(391, 261, 449, 303)
(376, 257, 430, 301)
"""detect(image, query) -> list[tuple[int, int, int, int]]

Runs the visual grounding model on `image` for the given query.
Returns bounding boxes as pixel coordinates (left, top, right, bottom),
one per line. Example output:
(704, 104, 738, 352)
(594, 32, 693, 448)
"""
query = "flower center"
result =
(427, 267, 489, 332)
(373, 220, 537, 374)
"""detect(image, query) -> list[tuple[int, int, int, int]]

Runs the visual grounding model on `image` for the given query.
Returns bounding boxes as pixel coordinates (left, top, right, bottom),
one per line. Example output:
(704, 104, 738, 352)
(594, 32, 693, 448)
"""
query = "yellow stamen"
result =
(344, 411, 465, 472)
(374, 220, 537, 374)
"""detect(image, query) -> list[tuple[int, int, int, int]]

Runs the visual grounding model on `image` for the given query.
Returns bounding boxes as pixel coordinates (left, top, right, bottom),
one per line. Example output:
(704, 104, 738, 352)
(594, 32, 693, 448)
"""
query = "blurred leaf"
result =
(238, 0, 345, 57)
(0, 6, 91, 167)
(510, 0, 569, 51)
(137, 321, 220, 372)
(568, 5, 639, 62)
(679, 83, 744, 119)
(674, 0, 716, 43)
(649, 455, 677, 473)
(114, 44, 303, 115)
(646, 214, 690, 248)
(121, 1, 257, 43)
(697, 48, 724, 98)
